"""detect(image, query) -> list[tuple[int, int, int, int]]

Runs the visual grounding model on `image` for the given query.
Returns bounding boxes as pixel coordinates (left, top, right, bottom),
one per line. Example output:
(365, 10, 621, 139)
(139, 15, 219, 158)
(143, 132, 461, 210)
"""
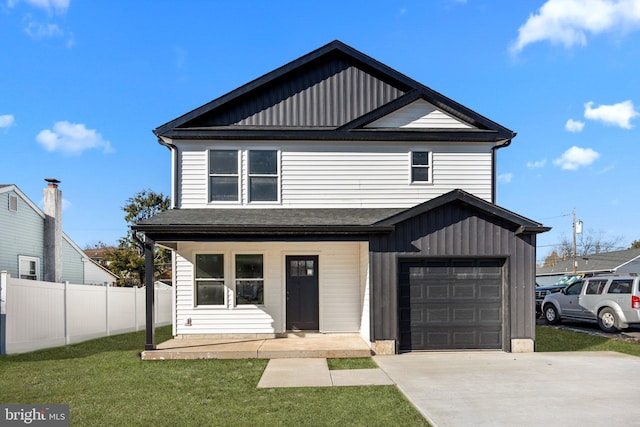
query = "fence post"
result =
(64, 281, 69, 345)
(105, 283, 110, 336)
(1, 271, 8, 355)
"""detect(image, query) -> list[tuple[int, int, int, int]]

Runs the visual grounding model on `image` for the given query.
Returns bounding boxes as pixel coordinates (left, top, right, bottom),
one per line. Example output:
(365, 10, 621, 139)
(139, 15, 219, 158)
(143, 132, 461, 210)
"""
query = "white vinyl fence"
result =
(0, 271, 172, 354)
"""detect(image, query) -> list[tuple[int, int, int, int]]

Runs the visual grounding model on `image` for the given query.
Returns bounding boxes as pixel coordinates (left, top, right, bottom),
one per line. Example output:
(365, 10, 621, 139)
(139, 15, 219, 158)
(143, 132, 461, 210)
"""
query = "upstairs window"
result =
(248, 150, 278, 202)
(411, 151, 431, 183)
(209, 150, 239, 202)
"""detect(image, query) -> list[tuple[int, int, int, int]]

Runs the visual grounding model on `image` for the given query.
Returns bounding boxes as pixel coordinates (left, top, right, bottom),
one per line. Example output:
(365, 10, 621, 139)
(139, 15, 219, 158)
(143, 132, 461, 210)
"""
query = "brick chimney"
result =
(43, 178, 62, 283)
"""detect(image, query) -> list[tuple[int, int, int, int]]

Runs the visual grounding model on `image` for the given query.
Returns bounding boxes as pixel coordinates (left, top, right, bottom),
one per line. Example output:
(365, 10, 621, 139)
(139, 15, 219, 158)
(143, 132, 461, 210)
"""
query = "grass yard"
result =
(0, 327, 427, 426)
(536, 325, 640, 357)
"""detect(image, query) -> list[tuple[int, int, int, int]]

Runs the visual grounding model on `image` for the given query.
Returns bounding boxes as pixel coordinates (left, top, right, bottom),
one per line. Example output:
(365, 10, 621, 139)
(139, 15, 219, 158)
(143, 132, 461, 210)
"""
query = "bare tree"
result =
(554, 229, 623, 259)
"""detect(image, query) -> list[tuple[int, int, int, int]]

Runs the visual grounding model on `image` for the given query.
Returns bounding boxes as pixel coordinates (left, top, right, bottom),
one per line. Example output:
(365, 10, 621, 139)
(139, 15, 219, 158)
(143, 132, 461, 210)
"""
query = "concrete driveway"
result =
(374, 351, 640, 427)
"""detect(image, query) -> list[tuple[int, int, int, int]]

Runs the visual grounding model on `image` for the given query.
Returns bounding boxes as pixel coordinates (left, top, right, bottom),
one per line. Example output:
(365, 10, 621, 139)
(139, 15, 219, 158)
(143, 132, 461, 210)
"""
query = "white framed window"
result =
(18, 255, 40, 280)
(248, 150, 279, 203)
(410, 151, 432, 183)
(209, 150, 240, 202)
(235, 254, 264, 305)
(194, 254, 225, 306)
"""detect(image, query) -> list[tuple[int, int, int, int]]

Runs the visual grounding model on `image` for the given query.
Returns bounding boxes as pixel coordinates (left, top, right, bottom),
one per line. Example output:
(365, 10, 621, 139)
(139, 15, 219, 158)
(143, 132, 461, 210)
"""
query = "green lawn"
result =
(0, 327, 427, 426)
(536, 325, 640, 356)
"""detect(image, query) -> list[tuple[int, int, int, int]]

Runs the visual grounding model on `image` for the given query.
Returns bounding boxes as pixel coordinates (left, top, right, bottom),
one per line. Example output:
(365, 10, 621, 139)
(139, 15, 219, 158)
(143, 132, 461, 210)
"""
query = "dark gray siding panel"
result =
(370, 201, 537, 350)
(184, 58, 406, 128)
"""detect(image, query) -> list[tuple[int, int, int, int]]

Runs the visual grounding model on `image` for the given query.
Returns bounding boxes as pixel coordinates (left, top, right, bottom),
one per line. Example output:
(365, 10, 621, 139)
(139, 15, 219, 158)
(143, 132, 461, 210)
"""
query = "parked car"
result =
(535, 274, 585, 315)
(542, 275, 640, 332)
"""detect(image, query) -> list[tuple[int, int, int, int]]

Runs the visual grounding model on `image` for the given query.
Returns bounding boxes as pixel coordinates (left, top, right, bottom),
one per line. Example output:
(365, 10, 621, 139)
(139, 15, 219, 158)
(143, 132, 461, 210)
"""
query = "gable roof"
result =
(376, 189, 550, 235)
(537, 247, 640, 276)
(133, 190, 548, 242)
(155, 40, 515, 143)
(0, 184, 117, 280)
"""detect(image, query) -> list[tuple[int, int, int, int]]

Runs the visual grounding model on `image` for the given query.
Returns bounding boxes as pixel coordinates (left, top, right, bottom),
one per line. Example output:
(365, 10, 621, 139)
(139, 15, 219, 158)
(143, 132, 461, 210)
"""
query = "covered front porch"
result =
(140, 333, 373, 360)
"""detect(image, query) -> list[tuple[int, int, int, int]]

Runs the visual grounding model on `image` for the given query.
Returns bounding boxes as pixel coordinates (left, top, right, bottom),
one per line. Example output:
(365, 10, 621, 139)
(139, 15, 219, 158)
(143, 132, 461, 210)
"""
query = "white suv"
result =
(542, 275, 640, 333)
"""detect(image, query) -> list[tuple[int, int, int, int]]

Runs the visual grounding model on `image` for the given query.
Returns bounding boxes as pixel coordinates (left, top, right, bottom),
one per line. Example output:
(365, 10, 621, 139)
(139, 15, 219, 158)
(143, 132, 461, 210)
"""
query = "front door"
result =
(286, 256, 319, 331)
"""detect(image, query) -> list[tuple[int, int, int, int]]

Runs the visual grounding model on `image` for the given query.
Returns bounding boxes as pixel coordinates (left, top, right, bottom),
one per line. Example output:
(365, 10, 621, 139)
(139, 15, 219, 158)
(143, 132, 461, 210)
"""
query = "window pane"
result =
(608, 280, 632, 294)
(249, 150, 277, 174)
(236, 280, 264, 304)
(412, 167, 430, 182)
(412, 152, 429, 166)
(210, 176, 238, 201)
(209, 150, 238, 174)
(250, 177, 278, 202)
(196, 281, 224, 305)
(196, 254, 224, 278)
(236, 254, 263, 278)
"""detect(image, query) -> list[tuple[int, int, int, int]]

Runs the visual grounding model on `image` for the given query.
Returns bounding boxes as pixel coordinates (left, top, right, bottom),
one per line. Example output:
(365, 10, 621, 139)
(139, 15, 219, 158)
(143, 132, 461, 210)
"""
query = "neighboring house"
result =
(134, 41, 548, 353)
(0, 181, 117, 286)
(537, 247, 640, 286)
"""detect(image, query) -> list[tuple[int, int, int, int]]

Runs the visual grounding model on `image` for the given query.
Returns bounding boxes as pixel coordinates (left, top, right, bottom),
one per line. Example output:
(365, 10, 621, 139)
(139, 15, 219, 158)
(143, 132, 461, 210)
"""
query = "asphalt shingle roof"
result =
(537, 247, 640, 275)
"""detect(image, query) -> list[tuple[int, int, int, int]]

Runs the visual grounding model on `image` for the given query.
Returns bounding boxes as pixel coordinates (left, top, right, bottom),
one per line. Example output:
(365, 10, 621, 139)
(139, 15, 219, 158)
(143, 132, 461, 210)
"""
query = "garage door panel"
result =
(399, 259, 504, 351)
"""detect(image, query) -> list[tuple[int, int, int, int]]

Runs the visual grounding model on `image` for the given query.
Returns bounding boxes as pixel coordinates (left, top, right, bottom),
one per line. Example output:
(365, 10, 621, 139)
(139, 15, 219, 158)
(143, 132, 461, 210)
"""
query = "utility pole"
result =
(572, 208, 577, 273)
(572, 208, 583, 274)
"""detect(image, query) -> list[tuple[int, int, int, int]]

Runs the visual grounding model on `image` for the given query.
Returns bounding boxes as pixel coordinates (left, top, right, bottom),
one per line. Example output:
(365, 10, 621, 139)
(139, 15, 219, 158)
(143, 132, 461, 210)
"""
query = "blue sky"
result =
(1, 0, 639, 262)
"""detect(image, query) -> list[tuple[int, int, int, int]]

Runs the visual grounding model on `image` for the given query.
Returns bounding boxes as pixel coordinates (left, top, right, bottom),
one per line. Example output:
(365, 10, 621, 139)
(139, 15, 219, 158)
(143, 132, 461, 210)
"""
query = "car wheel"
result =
(598, 308, 619, 333)
(544, 305, 560, 324)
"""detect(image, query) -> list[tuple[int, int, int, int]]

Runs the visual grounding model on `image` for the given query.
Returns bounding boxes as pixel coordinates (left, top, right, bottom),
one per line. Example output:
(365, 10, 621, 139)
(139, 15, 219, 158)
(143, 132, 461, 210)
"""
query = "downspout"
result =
(491, 134, 515, 204)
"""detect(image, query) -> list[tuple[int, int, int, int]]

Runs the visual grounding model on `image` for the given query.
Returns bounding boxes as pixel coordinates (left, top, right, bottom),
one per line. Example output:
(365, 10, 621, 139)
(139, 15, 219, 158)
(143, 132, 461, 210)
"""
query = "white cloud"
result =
(9, 0, 70, 14)
(36, 121, 114, 155)
(498, 173, 513, 183)
(511, 0, 640, 53)
(584, 100, 639, 129)
(553, 146, 600, 170)
(24, 21, 63, 39)
(565, 118, 585, 132)
(0, 114, 16, 128)
(527, 159, 547, 169)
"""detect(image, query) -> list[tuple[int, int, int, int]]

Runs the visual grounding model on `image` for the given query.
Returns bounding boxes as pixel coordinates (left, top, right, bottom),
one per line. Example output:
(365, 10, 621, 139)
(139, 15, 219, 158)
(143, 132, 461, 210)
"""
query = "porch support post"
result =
(144, 235, 156, 350)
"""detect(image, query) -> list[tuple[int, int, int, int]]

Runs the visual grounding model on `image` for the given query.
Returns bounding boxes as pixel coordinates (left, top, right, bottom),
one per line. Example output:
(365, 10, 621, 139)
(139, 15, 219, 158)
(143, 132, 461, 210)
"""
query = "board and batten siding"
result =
(173, 241, 368, 336)
(369, 202, 538, 351)
(175, 141, 493, 209)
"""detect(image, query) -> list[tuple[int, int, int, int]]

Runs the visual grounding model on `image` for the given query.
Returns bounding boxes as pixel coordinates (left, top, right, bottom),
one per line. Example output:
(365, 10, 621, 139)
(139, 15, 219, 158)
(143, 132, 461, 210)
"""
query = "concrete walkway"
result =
(257, 358, 394, 388)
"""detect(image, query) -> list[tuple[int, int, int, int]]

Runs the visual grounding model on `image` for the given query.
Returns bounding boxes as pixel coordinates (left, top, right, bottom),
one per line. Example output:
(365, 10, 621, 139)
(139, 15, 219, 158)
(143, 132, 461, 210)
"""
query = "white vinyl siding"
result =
(365, 99, 475, 129)
(176, 141, 493, 208)
(173, 241, 366, 336)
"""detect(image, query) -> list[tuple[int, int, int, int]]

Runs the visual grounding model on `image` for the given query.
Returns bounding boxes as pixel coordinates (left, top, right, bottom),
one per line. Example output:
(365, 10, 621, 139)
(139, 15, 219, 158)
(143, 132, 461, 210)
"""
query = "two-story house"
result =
(134, 41, 548, 354)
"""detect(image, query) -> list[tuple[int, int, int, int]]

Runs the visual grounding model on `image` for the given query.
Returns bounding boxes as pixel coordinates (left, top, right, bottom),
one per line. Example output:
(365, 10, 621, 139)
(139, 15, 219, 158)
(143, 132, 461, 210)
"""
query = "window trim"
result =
(409, 151, 432, 184)
(247, 149, 280, 204)
(18, 255, 40, 281)
(208, 149, 241, 204)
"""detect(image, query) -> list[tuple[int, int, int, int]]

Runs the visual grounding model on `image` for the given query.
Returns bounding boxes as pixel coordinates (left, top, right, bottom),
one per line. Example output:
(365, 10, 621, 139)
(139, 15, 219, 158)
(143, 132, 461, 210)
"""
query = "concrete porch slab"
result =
(140, 333, 372, 360)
